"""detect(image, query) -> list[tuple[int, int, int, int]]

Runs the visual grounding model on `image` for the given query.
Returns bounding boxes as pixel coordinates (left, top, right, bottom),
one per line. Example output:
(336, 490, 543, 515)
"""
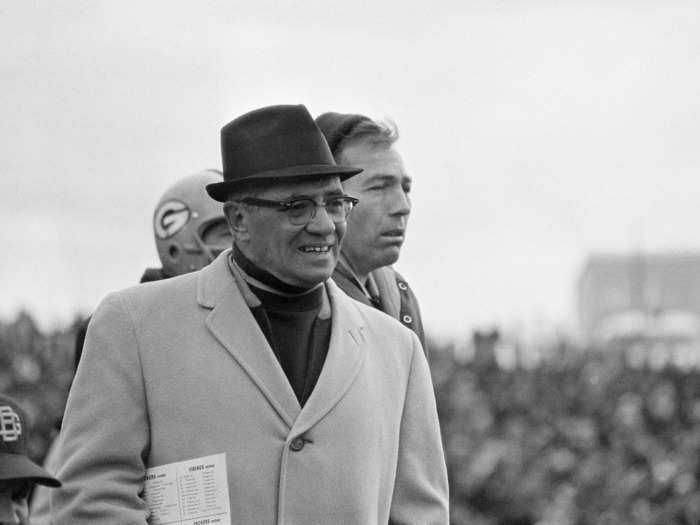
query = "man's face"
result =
(235, 176, 347, 288)
(338, 141, 411, 278)
(0, 480, 30, 525)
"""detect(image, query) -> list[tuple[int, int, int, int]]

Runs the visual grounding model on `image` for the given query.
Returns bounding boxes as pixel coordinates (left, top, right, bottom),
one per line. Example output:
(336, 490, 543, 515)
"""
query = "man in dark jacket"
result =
(316, 112, 426, 352)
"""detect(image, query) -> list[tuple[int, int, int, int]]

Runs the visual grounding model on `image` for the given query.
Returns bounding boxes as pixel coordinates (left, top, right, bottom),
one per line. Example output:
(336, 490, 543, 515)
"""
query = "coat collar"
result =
(197, 250, 367, 431)
(196, 250, 234, 309)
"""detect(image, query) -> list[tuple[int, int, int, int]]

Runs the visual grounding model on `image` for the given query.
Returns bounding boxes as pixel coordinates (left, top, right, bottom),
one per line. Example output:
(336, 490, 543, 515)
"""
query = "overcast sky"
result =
(2, 0, 700, 338)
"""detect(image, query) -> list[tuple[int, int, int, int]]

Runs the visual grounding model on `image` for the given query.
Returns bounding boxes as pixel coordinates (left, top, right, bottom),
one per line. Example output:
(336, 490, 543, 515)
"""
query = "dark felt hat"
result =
(314, 112, 372, 155)
(206, 105, 363, 202)
(0, 394, 61, 487)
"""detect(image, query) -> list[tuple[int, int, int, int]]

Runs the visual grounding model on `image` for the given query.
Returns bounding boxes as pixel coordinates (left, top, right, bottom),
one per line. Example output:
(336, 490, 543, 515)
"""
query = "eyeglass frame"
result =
(233, 194, 360, 225)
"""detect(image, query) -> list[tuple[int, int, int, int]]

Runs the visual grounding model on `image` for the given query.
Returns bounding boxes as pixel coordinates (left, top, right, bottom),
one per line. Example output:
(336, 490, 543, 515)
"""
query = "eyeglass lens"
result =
(287, 198, 353, 225)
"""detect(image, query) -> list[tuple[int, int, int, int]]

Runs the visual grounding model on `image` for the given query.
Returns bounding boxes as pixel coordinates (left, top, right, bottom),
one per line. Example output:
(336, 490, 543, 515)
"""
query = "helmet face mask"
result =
(199, 217, 232, 253)
(153, 170, 232, 277)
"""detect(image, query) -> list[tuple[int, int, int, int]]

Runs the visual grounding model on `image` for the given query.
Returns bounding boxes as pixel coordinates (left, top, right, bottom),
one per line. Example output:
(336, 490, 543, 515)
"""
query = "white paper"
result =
(143, 453, 231, 525)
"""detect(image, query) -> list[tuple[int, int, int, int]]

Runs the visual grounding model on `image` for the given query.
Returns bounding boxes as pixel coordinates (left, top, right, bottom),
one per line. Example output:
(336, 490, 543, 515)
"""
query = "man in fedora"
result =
(315, 112, 427, 353)
(0, 394, 61, 525)
(50, 104, 448, 524)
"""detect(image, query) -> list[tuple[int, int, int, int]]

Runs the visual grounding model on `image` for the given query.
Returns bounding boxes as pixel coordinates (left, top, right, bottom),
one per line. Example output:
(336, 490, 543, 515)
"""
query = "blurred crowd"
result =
(433, 332, 700, 525)
(0, 312, 77, 466)
(3, 312, 700, 524)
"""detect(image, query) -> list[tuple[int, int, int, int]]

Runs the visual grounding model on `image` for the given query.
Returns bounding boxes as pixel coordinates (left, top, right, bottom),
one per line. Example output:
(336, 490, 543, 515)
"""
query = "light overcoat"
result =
(50, 251, 449, 524)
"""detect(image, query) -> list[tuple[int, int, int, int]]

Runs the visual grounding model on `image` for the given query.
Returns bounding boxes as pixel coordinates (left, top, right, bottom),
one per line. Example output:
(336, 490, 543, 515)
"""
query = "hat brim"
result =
(206, 164, 362, 202)
(0, 453, 61, 487)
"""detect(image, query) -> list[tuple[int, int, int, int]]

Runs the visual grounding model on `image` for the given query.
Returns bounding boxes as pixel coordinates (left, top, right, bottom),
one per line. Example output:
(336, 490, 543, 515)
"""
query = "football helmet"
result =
(153, 169, 231, 277)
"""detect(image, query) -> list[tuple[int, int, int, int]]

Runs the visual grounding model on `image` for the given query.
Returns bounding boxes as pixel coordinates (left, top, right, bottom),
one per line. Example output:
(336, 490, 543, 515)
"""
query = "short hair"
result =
(331, 118, 399, 161)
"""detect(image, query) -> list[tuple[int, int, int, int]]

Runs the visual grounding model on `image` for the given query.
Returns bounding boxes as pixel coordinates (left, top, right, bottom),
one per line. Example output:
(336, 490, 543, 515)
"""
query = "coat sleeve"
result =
(389, 333, 449, 524)
(50, 292, 151, 524)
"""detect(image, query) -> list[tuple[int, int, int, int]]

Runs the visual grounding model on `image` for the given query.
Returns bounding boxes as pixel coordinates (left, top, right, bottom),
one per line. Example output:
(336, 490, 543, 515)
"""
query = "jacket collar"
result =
(335, 254, 383, 309)
(197, 250, 367, 431)
(196, 249, 234, 309)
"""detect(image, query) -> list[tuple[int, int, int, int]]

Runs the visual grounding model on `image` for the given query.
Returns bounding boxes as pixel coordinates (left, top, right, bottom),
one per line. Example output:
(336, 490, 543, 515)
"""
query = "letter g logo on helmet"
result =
(154, 200, 191, 240)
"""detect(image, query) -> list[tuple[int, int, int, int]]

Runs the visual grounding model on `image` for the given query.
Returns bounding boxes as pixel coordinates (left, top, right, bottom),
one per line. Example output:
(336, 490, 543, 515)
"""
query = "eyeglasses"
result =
(236, 195, 359, 225)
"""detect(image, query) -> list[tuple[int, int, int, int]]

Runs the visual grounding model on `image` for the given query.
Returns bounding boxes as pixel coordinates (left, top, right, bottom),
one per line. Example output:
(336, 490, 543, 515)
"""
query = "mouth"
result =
(299, 244, 333, 254)
(381, 229, 405, 238)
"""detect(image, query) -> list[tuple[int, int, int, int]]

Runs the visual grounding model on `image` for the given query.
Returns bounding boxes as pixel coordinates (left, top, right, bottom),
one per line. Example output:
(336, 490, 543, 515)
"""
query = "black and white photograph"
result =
(2, 1, 700, 523)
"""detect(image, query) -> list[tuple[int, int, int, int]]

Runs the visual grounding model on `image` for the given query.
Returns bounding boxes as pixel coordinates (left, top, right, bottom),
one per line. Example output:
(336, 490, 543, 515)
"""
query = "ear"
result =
(223, 201, 251, 242)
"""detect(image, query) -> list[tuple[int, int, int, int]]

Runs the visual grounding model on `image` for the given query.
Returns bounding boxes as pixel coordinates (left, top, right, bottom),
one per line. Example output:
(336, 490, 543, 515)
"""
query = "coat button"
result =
(402, 314, 413, 324)
(290, 437, 305, 452)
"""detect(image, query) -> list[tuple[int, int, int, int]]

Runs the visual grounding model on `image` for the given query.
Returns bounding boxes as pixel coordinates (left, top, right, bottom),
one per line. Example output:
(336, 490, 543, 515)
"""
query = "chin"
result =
(377, 247, 401, 268)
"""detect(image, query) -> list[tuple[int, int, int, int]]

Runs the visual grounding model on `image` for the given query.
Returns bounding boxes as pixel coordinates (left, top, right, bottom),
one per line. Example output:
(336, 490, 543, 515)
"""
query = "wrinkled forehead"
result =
(256, 176, 344, 200)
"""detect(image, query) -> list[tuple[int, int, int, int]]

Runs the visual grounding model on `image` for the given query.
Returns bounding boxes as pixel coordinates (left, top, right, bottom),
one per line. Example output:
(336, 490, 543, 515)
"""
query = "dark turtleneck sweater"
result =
(232, 247, 331, 406)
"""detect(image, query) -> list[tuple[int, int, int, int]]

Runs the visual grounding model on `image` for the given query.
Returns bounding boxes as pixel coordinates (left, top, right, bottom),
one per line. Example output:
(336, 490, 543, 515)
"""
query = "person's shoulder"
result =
(102, 252, 231, 318)
(96, 270, 200, 321)
(331, 267, 362, 298)
(83, 272, 202, 341)
(375, 265, 416, 292)
(337, 291, 422, 377)
(126, 269, 199, 298)
(330, 281, 418, 347)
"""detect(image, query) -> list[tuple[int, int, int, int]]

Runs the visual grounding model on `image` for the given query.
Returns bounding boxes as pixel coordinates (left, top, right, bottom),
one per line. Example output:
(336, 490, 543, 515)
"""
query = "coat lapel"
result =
(198, 252, 368, 434)
(198, 252, 301, 428)
(291, 279, 368, 437)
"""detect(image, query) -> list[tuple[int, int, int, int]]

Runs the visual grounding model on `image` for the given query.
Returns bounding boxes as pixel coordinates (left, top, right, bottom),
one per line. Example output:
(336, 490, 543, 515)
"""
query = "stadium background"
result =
(4, 313, 700, 525)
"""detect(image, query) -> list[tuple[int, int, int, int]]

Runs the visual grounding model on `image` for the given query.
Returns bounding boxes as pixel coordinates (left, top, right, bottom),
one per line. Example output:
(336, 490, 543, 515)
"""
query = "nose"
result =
(304, 205, 336, 235)
(389, 187, 411, 217)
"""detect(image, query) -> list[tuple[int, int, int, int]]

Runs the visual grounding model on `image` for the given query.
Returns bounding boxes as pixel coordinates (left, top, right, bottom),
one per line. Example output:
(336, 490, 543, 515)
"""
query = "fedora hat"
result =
(206, 104, 363, 202)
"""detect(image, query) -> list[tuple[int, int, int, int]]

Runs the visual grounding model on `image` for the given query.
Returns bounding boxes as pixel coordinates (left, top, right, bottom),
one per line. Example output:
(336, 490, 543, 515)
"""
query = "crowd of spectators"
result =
(3, 312, 700, 524)
(0, 312, 77, 466)
(433, 332, 700, 524)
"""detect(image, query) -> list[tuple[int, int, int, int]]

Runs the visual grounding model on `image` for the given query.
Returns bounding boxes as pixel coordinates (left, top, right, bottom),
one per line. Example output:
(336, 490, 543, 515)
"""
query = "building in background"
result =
(577, 253, 700, 348)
